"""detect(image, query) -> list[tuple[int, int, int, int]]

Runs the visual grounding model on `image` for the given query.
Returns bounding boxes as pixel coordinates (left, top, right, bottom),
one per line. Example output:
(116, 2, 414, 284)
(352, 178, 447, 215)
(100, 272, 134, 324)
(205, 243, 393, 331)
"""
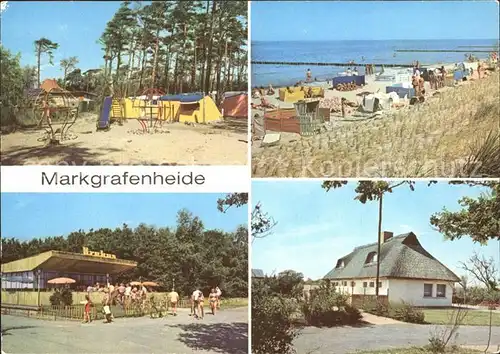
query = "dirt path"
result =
(1, 115, 247, 165)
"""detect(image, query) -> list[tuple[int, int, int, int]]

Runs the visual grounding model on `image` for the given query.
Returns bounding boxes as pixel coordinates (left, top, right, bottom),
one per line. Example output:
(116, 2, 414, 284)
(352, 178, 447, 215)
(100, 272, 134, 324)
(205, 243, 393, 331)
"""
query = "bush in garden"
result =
(302, 285, 362, 327)
(252, 279, 298, 354)
(390, 301, 425, 324)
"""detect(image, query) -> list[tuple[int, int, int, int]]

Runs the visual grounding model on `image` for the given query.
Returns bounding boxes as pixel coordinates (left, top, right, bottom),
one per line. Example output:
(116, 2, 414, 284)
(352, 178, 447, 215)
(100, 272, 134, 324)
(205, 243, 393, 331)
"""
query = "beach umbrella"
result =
(47, 277, 76, 285)
(130, 281, 142, 286)
(142, 281, 159, 287)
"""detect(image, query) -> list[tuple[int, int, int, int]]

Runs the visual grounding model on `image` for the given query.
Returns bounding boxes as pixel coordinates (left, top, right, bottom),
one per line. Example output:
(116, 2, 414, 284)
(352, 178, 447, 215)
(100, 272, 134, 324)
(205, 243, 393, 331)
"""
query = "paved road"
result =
(1, 308, 248, 354)
(294, 322, 500, 354)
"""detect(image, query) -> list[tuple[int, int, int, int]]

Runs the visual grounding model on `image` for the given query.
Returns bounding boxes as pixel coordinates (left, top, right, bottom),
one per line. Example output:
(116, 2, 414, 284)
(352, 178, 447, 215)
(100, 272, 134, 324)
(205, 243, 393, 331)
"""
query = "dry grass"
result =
(252, 72, 500, 177)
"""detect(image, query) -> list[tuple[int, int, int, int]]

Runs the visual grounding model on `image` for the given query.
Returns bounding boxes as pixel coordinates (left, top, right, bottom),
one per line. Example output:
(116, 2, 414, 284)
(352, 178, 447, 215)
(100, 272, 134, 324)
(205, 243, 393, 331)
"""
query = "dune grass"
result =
(252, 72, 500, 177)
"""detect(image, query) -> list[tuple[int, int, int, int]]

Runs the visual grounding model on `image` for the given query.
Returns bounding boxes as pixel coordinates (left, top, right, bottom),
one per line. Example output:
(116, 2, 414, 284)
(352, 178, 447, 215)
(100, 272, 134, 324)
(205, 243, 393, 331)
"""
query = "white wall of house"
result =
(333, 278, 389, 296)
(388, 279, 454, 307)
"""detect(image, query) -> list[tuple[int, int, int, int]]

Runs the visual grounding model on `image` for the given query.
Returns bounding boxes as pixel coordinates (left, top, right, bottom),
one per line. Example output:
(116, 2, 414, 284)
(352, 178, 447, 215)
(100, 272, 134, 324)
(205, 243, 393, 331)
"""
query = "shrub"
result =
(391, 302, 425, 324)
(426, 334, 446, 353)
(302, 285, 362, 327)
(252, 280, 298, 354)
(49, 288, 73, 306)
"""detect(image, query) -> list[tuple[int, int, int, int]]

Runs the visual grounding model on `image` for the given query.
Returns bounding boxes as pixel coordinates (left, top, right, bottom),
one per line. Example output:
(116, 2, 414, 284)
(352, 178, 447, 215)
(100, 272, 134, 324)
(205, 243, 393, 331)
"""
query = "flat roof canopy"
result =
(2, 251, 137, 275)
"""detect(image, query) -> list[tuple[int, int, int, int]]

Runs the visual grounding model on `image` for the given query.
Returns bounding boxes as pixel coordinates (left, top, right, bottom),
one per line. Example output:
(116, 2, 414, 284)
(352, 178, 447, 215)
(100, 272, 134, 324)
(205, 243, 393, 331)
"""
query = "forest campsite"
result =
(0, 1, 248, 166)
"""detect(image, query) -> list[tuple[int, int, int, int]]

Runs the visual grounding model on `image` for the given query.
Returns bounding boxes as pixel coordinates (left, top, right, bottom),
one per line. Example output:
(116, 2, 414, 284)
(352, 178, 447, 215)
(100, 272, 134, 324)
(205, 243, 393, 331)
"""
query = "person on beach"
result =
(353, 67, 359, 76)
(83, 295, 92, 323)
(306, 69, 312, 82)
(267, 84, 275, 96)
(347, 67, 352, 76)
(477, 62, 482, 79)
(168, 288, 179, 316)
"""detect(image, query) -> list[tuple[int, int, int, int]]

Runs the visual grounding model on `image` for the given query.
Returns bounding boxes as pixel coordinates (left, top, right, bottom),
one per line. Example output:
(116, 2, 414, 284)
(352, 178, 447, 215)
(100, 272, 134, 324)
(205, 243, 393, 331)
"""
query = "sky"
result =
(0, 1, 123, 80)
(251, 1, 500, 41)
(0, 193, 247, 240)
(251, 181, 499, 283)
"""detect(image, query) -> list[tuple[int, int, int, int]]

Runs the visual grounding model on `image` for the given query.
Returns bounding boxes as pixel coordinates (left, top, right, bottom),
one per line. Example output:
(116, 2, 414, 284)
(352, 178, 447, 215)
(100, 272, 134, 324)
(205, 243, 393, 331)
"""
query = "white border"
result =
(0, 166, 249, 193)
(247, 2, 252, 352)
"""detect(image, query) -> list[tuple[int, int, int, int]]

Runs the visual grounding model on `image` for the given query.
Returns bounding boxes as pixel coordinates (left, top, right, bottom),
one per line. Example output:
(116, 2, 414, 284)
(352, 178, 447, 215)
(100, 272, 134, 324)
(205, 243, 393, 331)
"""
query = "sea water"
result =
(251, 39, 498, 87)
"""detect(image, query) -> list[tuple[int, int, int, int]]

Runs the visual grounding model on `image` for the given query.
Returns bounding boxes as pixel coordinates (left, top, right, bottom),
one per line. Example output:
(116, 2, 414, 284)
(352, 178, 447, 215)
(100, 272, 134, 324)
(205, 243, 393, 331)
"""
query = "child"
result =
(83, 295, 92, 323)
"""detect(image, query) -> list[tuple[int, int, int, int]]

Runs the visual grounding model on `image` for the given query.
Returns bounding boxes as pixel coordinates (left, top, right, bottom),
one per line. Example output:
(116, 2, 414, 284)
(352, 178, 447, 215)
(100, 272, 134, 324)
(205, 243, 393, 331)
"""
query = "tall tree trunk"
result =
(375, 194, 383, 298)
(151, 29, 160, 89)
(173, 53, 179, 93)
(203, 0, 217, 95)
(191, 41, 197, 89)
(63, 68, 68, 89)
(200, 0, 210, 92)
(139, 49, 146, 93)
(163, 45, 171, 94)
(37, 45, 41, 88)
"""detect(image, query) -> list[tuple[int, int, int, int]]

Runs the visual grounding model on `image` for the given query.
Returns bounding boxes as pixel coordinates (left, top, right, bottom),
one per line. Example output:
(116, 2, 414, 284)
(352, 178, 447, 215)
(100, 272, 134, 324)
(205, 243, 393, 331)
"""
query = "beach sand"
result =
(252, 61, 498, 177)
(1, 115, 248, 165)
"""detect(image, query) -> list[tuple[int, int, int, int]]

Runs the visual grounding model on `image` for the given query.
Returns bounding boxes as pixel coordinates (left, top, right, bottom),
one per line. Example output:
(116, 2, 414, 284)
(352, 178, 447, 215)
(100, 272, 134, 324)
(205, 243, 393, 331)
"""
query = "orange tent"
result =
(222, 92, 247, 119)
(40, 79, 63, 93)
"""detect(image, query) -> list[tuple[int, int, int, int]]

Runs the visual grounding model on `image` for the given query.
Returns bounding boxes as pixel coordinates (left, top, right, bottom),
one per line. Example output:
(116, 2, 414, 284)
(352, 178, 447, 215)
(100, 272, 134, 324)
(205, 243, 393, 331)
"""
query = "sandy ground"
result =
(1, 307, 248, 354)
(252, 61, 498, 177)
(1, 115, 248, 166)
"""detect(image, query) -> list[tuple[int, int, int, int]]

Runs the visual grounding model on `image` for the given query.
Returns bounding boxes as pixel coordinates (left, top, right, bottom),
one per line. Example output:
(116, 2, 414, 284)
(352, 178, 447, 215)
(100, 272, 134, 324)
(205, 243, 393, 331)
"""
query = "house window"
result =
(369, 282, 375, 288)
(424, 284, 433, 297)
(378, 282, 382, 288)
(342, 281, 347, 286)
(365, 251, 378, 264)
(363, 282, 367, 288)
(336, 259, 345, 268)
(436, 284, 446, 298)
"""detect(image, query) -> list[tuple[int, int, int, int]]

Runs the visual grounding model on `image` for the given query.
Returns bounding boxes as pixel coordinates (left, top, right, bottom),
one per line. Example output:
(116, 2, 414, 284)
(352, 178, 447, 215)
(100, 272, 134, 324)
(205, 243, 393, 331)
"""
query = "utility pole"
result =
(375, 193, 383, 299)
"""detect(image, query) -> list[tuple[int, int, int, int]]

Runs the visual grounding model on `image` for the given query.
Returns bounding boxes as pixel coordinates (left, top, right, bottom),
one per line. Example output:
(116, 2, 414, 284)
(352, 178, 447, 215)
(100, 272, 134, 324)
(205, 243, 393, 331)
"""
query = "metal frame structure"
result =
(33, 86, 79, 145)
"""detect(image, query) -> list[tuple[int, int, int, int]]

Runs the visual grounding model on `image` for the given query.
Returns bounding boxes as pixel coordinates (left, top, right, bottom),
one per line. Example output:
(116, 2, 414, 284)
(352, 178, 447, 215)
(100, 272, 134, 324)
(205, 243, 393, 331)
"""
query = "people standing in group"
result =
(168, 288, 179, 316)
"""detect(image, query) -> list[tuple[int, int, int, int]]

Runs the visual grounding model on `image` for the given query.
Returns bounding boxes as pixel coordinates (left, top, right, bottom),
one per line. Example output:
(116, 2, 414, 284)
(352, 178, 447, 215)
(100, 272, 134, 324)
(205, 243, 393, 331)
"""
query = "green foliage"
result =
(302, 285, 362, 327)
(426, 335, 447, 354)
(0, 45, 24, 107)
(252, 280, 298, 354)
(2, 209, 248, 298)
(363, 300, 425, 324)
(390, 302, 425, 324)
(430, 182, 499, 244)
(49, 288, 73, 306)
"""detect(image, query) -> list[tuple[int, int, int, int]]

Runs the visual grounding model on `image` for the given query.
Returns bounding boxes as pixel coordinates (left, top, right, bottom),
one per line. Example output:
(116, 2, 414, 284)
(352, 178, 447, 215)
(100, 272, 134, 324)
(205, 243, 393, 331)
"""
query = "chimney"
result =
(380, 231, 393, 243)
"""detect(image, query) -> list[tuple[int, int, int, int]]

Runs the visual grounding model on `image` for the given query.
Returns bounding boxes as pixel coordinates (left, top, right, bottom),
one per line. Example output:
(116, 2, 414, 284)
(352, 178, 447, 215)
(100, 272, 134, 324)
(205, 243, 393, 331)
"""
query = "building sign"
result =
(82, 247, 116, 259)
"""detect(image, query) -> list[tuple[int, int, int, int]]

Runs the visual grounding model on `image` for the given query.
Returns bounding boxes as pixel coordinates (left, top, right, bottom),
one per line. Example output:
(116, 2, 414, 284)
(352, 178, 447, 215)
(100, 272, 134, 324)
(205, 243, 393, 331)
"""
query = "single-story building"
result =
(323, 231, 459, 307)
(1, 247, 137, 290)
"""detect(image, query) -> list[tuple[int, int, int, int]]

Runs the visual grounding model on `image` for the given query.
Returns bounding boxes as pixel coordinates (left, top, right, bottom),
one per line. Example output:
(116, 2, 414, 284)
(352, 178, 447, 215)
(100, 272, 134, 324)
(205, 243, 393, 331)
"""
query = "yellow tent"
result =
(111, 94, 222, 124)
(278, 86, 324, 103)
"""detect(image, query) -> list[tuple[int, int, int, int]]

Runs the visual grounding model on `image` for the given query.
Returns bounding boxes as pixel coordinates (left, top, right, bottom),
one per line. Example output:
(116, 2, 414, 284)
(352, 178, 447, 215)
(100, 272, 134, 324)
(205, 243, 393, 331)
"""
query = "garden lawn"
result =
(423, 309, 500, 326)
(353, 347, 483, 354)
